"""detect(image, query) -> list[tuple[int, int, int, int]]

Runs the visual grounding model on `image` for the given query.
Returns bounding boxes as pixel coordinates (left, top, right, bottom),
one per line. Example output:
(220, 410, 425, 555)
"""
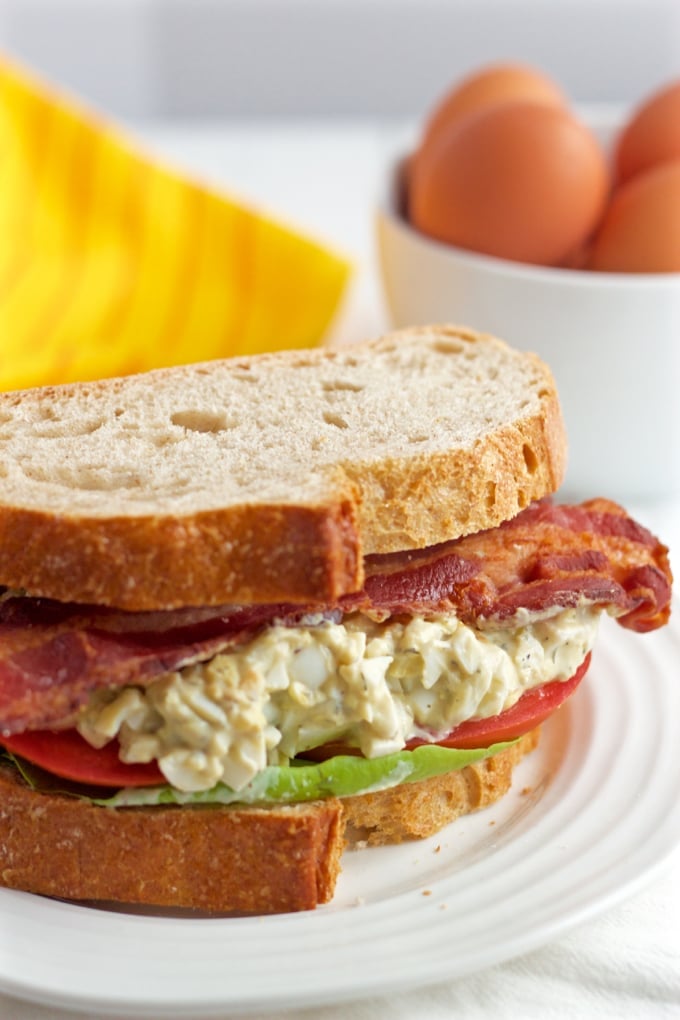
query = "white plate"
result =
(0, 612, 679, 1017)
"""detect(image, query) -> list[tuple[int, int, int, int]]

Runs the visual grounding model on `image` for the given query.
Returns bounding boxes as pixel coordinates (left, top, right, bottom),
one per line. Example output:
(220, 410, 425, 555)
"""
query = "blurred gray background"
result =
(0, 0, 677, 119)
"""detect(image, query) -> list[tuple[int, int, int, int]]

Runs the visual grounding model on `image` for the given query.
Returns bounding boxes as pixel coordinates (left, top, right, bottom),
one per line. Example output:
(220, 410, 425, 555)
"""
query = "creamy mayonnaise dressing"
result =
(76, 607, 600, 793)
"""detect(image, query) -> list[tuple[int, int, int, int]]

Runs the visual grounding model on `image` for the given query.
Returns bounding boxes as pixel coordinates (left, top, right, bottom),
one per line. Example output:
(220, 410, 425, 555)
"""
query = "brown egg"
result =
(616, 79, 680, 184)
(419, 63, 566, 156)
(589, 160, 680, 273)
(410, 101, 610, 266)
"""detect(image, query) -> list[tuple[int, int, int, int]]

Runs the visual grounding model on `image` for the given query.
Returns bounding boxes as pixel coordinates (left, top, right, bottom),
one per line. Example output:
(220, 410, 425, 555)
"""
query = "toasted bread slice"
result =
(0, 759, 344, 914)
(344, 728, 540, 844)
(0, 326, 565, 610)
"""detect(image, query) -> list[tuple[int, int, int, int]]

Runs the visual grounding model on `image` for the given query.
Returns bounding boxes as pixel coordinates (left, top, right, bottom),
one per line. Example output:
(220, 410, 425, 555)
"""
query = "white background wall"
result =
(0, 0, 678, 119)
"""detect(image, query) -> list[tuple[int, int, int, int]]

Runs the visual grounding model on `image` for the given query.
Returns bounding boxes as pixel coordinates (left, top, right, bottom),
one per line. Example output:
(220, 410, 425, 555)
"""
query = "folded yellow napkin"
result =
(0, 57, 351, 390)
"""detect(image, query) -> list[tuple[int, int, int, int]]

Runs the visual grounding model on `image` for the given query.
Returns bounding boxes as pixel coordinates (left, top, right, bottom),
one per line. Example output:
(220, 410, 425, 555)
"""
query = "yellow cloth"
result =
(0, 58, 351, 390)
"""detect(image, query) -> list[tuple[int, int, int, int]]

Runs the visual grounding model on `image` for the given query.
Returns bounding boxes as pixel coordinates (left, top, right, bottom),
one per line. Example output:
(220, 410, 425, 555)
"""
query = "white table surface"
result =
(0, 119, 678, 1020)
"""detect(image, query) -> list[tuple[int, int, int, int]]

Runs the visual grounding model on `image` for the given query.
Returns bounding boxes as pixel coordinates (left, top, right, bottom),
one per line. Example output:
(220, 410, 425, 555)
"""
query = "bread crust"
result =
(343, 728, 540, 844)
(0, 497, 362, 610)
(0, 760, 344, 914)
(0, 325, 566, 609)
(0, 731, 539, 913)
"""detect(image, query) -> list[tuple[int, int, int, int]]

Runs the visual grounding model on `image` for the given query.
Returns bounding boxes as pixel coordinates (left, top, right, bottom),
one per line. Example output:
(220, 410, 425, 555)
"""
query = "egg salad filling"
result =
(75, 606, 600, 795)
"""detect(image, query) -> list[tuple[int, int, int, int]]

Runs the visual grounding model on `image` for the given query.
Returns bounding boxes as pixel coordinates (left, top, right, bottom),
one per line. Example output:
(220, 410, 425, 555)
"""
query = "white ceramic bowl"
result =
(376, 158, 680, 502)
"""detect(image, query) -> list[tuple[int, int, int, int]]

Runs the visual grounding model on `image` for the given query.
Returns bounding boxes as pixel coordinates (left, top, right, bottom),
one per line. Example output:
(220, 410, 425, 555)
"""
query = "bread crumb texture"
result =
(0, 325, 566, 607)
(0, 326, 562, 520)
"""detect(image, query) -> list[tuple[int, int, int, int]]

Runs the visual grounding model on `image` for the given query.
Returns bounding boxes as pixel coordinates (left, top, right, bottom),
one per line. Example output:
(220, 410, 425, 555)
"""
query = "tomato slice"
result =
(407, 652, 591, 750)
(304, 653, 591, 761)
(0, 729, 165, 787)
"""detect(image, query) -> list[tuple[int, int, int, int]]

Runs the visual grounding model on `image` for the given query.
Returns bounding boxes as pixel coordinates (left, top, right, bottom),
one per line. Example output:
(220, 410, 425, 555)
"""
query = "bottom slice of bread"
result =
(0, 761, 344, 914)
(343, 728, 540, 845)
(0, 730, 539, 913)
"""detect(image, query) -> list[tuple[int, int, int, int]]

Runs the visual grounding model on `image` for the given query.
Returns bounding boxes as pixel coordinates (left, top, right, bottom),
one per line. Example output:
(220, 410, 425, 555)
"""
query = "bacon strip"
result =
(0, 601, 325, 734)
(355, 498, 672, 633)
(0, 499, 671, 734)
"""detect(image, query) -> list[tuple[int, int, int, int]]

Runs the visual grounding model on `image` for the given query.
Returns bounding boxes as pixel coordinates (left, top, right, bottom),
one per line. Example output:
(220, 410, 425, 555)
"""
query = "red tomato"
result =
(0, 728, 165, 787)
(304, 654, 591, 761)
(407, 653, 590, 750)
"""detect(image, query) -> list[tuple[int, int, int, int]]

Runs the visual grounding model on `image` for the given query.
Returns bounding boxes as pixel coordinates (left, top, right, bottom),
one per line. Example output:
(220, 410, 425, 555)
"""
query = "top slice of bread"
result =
(0, 325, 566, 609)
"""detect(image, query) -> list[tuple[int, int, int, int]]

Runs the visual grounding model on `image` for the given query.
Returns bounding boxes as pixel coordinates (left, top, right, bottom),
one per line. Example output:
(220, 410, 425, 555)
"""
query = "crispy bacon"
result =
(0, 602, 323, 735)
(0, 499, 672, 734)
(356, 498, 672, 632)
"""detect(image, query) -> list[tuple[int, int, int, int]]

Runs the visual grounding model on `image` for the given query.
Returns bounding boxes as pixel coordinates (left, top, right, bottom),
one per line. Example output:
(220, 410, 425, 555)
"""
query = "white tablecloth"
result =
(0, 120, 678, 1020)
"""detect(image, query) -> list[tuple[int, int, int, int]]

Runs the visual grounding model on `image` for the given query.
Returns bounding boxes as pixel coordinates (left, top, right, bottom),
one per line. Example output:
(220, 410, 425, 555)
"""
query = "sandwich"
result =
(0, 325, 671, 914)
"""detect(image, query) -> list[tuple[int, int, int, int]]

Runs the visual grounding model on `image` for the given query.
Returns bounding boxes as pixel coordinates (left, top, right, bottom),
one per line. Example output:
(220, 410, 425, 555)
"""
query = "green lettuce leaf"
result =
(2, 740, 517, 808)
(90, 741, 516, 808)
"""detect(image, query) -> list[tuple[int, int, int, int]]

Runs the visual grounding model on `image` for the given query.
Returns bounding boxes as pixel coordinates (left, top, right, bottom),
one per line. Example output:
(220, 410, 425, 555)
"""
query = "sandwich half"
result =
(0, 325, 672, 913)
